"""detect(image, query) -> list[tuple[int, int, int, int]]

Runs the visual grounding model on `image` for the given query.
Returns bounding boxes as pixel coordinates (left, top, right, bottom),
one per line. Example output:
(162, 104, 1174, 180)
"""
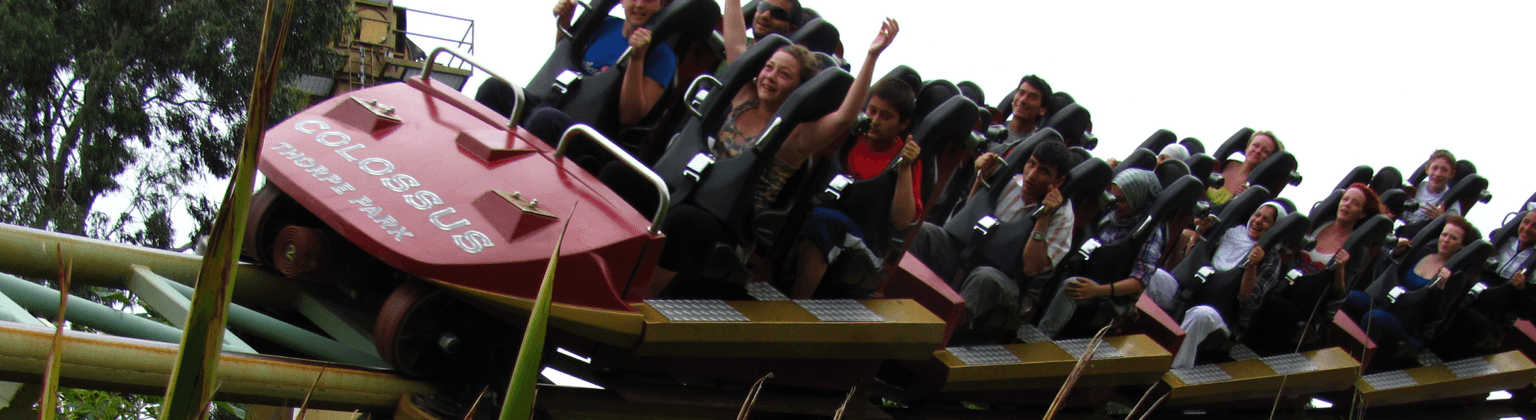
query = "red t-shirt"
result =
(845, 136, 924, 223)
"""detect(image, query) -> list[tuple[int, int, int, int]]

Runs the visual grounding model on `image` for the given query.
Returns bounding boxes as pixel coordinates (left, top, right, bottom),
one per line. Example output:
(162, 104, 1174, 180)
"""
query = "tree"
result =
(0, 0, 352, 249)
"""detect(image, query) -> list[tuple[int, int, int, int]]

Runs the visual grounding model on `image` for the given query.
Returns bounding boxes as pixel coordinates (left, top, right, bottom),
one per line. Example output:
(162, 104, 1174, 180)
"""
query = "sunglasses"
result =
(756, 2, 792, 22)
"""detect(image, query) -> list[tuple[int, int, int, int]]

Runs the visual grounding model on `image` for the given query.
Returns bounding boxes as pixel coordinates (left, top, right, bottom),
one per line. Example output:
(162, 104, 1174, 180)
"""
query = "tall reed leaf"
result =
(38, 245, 71, 420)
(500, 206, 577, 420)
(160, 0, 296, 418)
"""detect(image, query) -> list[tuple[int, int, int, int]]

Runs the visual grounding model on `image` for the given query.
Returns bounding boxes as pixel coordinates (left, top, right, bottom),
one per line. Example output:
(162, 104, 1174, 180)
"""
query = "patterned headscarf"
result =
(1114, 168, 1162, 218)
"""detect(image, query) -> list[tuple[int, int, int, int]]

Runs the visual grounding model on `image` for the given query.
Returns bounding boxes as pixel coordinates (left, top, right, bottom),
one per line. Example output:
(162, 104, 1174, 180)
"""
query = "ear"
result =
(896, 117, 912, 132)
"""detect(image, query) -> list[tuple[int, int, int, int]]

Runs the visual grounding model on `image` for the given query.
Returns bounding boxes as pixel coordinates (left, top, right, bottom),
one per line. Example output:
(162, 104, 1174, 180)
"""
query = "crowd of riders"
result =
(479, 0, 1535, 372)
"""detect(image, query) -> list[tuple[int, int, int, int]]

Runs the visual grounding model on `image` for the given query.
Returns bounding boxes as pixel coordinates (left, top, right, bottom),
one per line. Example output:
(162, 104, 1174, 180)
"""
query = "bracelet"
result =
(1109, 283, 1115, 297)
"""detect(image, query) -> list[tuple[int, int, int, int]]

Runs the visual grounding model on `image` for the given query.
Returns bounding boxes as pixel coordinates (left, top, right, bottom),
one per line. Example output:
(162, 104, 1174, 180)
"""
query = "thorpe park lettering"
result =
(278, 120, 496, 255)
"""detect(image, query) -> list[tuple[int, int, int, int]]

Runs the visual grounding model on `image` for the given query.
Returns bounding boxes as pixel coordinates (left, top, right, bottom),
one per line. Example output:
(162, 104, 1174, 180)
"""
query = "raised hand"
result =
(554, 0, 576, 21)
(868, 18, 899, 57)
(1247, 246, 1266, 266)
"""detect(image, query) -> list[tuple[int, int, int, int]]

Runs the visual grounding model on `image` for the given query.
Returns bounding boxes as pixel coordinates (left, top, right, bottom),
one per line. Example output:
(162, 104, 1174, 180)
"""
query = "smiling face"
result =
(864, 96, 908, 140)
(1011, 81, 1047, 122)
(752, 0, 798, 38)
(1244, 134, 1277, 166)
(1338, 187, 1366, 223)
(1518, 211, 1536, 248)
(1438, 223, 1467, 256)
(1424, 156, 1455, 192)
(755, 50, 804, 104)
(1248, 206, 1278, 240)
(621, 0, 664, 26)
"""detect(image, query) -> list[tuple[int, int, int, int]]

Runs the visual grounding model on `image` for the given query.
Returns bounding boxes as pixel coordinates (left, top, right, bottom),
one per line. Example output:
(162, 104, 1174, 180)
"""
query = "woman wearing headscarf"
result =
(1038, 169, 1164, 338)
(1171, 202, 1288, 368)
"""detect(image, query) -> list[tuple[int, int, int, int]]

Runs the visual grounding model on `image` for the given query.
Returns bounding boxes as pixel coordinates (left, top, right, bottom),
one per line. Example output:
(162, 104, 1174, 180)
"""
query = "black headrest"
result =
(1213, 127, 1255, 163)
(1042, 103, 1091, 147)
(1333, 165, 1374, 193)
(1307, 189, 1344, 226)
(1343, 215, 1395, 258)
(1115, 148, 1158, 175)
(1258, 212, 1312, 250)
(1247, 150, 1301, 188)
(1137, 175, 1205, 238)
(646, 0, 720, 42)
(1446, 240, 1495, 274)
(791, 18, 840, 56)
(1379, 189, 1410, 218)
(1180, 137, 1205, 155)
(1442, 173, 1491, 212)
(1139, 129, 1177, 152)
(1274, 198, 1297, 214)
(1155, 160, 1190, 188)
(1184, 153, 1217, 184)
(1456, 160, 1478, 182)
(956, 81, 985, 105)
(910, 95, 977, 156)
(1068, 147, 1094, 168)
(1062, 158, 1113, 205)
(915, 80, 960, 125)
(995, 128, 1063, 181)
(883, 65, 922, 94)
(1370, 166, 1405, 194)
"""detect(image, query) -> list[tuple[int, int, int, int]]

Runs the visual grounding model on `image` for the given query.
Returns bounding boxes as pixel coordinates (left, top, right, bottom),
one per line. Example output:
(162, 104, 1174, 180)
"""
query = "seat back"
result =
(941, 129, 1062, 242)
(1155, 159, 1191, 188)
(1170, 186, 1271, 314)
(652, 35, 792, 194)
(792, 18, 842, 56)
(691, 68, 856, 237)
(968, 158, 1111, 285)
(1185, 153, 1218, 187)
(1114, 148, 1158, 175)
(1334, 165, 1375, 192)
(1191, 212, 1311, 325)
(1043, 103, 1092, 147)
(1139, 129, 1178, 152)
(1371, 166, 1406, 195)
(1247, 150, 1301, 196)
(525, 0, 719, 135)
(1211, 127, 1255, 165)
(1180, 137, 1206, 155)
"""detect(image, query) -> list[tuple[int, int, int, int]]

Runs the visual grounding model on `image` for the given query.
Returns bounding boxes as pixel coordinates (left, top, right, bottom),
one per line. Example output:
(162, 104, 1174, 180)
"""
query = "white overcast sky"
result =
(392, 0, 1535, 234)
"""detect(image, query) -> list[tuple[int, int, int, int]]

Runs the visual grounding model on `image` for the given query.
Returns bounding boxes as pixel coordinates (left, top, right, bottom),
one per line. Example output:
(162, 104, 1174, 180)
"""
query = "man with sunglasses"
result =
(723, 0, 804, 66)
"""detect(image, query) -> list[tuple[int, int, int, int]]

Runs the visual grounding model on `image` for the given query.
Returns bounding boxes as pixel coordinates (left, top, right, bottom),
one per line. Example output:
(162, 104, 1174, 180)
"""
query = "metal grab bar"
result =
(555, 0, 594, 41)
(554, 124, 671, 234)
(422, 47, 526, 125)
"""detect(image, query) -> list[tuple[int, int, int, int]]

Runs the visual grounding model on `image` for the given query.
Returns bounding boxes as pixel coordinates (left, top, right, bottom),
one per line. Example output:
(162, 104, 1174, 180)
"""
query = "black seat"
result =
(1180, 137, 1205, 155)
(1050, 175, 1206, 336)
(1115, 148, 1158, 174)
(1169, 185, 1273, 317)
(652, 35, 792, 198)
(1362, 231, 1493, 355)
(1211, 127, 1256, 165)
(1155, 159, 1191, 188)
(1184, 153, 1219, 188)
(1188, 212, 1311, 329)
(1139, 129, 1177, 153)
(1245, 150, 1302, 196)
(1043, 103, 1092, 148)
(522, 0, 719, 136)
(1396, 173, 1492, 238)
(1333, 165, 1374, 192)
(794, 95, 980, 296)
(791, 18, 841, 56)
(961, 157, 1113, 301)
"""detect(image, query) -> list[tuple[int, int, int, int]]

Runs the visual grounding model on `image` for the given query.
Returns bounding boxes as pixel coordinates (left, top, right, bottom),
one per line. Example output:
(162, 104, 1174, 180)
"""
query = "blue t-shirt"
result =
(583, 17, 677, 87)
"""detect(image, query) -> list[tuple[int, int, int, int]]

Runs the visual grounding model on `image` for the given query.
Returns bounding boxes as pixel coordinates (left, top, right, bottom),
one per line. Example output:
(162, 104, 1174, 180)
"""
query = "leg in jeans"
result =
(1038, 276, 1087, 338)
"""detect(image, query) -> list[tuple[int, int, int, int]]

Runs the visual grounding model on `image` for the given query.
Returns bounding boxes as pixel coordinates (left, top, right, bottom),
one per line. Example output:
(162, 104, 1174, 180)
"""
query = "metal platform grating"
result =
(744, 282, 789, 301)
(645, 299, 750, 322)
(1016, 325, 1052, 344)
(948, 344, 1023, 366)
(1261, 353, 1320, 375)
(1417, 348, 1443, 367)
(1361, 371, 1418, 391)
(1056, 338, 1124, 360)
(1445, 357, 1499, 379)
(794, 299, 883, 322)
(1171, 364, 1232, 385)
(1229, 344, 1260, 361)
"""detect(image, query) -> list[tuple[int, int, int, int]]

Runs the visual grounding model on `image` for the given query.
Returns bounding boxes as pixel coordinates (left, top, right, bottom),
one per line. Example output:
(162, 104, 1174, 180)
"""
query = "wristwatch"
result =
(1031, 231, 1047, 242)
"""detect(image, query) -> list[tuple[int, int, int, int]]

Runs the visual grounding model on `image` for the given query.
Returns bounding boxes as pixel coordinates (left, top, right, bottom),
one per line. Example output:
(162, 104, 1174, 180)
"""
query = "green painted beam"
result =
(0, 273, 186, 345)
(127, 266, 257, 354)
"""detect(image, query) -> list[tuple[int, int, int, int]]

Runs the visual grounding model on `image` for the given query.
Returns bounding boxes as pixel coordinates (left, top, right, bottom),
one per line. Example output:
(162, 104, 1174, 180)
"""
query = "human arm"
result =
(618, 28, 667, 125)
(778, 18, 900, 164)
(1331, 249, 1351, 291)
(1065, 276, 1147, 300)
(889, 138, 922, 229)
(967, 152, 1004, 199)
(1239, 246, 1266, 297)
(554, 0, 577, 43)
(722, 0, 748, 65)
(1020, 188, 1065, 277)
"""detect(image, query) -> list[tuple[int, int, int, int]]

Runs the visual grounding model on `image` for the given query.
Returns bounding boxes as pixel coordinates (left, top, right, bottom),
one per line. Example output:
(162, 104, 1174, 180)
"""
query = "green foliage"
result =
(55, 389, 159, 420)
(0, 0, 351, 247)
